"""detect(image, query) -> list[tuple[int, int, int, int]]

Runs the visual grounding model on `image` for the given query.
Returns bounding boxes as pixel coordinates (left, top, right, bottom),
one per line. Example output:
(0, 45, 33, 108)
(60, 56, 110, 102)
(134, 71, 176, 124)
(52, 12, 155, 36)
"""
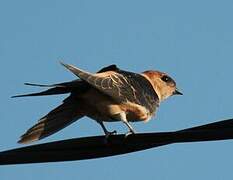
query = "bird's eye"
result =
(161, 75, 171, 83)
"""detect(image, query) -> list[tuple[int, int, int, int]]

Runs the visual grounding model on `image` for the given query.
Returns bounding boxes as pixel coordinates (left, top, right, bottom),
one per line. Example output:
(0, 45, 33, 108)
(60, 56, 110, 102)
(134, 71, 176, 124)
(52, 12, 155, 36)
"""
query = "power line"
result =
(1, 118, 233, 165)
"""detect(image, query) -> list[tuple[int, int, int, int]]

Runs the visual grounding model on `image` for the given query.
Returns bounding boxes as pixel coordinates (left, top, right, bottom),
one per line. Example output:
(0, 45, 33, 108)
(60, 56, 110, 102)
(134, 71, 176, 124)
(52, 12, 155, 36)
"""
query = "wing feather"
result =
(61, 63, 159, 113)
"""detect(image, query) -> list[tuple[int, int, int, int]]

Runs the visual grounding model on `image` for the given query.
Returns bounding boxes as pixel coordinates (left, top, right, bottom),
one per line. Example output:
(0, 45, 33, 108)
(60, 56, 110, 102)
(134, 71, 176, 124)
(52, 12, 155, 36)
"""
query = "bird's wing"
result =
(18, 99, 84, 144)
(97, 64, 119, 73)
(61, 63, 159, 113)
(12, 64, 118, 98)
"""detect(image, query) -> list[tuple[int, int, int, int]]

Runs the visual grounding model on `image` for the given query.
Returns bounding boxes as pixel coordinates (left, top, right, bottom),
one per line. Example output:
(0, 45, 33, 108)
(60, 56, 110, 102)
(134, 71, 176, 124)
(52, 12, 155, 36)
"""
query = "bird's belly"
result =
(83, 89, 154, 123)
(103, 103, 154, 123)
(83, 89, 123, 122)
(126, 108, 153, 122)
(85, 100, 153, 123)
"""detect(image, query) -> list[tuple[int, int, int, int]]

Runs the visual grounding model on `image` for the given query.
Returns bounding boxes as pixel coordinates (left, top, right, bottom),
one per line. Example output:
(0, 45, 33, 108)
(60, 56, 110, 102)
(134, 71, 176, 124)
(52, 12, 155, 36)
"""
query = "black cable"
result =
(1, 118, 233, 165)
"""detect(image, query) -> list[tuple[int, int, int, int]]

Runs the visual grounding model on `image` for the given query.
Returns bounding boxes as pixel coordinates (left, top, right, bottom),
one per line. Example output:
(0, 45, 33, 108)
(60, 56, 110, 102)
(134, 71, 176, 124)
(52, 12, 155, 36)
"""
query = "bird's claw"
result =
(125, 129, 135, 138)
(105, 130, 117, 139)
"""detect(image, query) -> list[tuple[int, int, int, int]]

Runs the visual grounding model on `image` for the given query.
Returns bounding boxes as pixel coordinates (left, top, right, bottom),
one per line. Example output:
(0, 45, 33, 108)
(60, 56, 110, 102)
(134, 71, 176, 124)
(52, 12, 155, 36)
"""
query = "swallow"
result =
(13, 63, 182, 144)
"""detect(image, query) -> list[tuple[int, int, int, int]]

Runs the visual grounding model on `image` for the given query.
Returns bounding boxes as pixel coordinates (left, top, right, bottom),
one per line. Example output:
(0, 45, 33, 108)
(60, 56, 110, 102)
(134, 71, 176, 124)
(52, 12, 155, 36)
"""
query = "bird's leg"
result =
(98, 121, 117, 138)
(115, 112, 136, 136)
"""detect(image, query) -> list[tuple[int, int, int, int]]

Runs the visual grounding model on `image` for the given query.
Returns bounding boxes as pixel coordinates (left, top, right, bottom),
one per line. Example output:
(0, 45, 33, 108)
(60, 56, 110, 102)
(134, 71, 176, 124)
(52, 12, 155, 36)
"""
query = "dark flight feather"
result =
(18, 99, 84, 144)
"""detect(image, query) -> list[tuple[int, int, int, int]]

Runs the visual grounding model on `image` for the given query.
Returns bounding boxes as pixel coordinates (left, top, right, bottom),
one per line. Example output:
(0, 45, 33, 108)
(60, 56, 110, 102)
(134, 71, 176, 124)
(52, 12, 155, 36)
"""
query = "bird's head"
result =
(142, 70, 182, 102)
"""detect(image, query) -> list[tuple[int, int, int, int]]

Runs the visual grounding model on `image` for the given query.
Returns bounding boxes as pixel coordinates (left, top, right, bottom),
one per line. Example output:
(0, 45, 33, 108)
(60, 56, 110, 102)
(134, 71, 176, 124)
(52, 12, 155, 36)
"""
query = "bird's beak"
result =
(173, 89, 183, 95)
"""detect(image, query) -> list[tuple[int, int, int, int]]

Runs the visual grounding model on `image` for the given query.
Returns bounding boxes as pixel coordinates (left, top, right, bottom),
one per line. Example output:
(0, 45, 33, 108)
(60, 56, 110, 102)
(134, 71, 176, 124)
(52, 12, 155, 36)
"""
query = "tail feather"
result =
(11, 87, 69, 98)
(18, 101, 84, 144)
(24, 83, 62, 87)
(11, 80, 86, 98)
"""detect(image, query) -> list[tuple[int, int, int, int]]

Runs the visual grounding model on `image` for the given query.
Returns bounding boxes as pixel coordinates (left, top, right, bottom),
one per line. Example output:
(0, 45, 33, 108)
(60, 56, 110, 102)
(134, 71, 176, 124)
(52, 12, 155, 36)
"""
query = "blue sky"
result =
(1, 0, 233, 179)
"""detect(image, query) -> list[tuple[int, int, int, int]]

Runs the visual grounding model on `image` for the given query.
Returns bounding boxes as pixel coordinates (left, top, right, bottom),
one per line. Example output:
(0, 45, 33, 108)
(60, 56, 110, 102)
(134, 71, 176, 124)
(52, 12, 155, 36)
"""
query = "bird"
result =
(13, 63, 183, 144)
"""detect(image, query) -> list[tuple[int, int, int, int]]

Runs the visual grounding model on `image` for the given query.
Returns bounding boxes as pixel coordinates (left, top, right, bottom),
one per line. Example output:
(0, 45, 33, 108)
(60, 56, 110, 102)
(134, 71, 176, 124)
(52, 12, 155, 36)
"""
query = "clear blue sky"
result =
(1, 0, 233, 179)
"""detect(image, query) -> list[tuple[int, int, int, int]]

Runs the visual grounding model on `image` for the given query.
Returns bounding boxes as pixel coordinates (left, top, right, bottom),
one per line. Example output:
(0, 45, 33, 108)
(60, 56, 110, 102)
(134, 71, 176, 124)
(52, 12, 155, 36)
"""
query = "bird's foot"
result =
(105, 130, 117, 139)
(125, 129, 136, 138)
(103, 130, 117, 144)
